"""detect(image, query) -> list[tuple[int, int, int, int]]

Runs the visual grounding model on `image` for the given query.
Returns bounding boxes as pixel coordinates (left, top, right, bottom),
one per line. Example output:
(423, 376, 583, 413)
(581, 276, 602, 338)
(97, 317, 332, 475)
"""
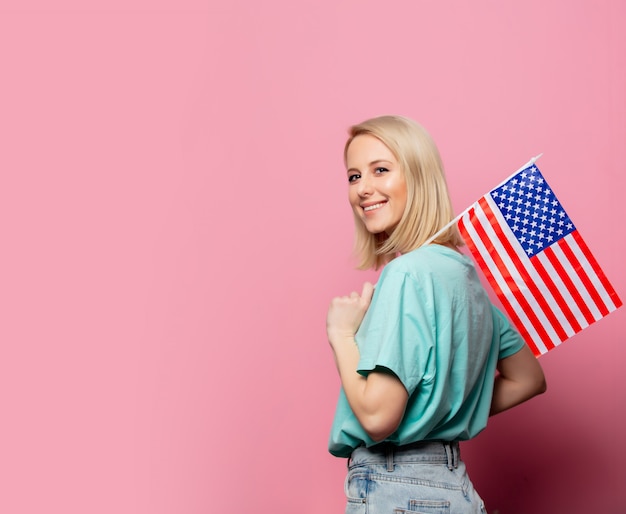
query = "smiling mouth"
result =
(363, 201, 387, 212)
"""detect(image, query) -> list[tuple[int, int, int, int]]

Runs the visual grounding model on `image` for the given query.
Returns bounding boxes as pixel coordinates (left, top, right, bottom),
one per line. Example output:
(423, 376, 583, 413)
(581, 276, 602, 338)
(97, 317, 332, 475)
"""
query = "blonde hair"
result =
(345, 115, 463, 270)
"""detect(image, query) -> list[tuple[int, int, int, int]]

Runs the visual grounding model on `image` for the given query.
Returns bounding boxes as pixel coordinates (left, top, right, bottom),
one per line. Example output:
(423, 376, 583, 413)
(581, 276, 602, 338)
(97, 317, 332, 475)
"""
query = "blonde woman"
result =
(326, 115, 546, 513)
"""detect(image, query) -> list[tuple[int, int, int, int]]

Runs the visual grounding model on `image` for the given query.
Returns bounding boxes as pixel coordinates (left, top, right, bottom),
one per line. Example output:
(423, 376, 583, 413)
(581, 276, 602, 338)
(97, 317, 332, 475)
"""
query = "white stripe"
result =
(534, 251, 590, 331)
(482, 197, 577, 339)
(550, 241, 603, 321)
(460, 207, 549, 355)
(566, 234, 619, 312)
(479, 198, 564, 346)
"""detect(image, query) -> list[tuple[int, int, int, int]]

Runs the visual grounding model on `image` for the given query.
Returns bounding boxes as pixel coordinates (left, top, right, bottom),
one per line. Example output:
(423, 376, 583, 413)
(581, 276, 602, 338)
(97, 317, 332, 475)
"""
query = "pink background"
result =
(1, 1, 624, 513)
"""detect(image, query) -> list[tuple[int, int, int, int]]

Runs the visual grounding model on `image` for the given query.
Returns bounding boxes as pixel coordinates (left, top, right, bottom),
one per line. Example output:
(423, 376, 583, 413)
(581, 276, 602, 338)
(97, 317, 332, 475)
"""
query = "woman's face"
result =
(346, 134, 407, 235)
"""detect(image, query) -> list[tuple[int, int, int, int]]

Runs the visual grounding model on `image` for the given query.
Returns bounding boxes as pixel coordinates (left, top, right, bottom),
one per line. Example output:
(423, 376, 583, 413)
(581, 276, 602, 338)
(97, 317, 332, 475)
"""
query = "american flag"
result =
(458, 163, 622, 356)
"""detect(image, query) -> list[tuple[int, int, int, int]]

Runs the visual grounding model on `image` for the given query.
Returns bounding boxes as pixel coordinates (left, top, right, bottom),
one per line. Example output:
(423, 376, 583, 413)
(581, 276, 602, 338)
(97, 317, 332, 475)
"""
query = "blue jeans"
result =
(344, 441, 486, 513)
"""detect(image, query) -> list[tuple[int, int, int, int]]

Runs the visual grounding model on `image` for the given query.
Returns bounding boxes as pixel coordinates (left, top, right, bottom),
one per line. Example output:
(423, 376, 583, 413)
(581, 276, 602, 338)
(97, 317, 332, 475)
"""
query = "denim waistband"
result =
(349, 441, 460, 472)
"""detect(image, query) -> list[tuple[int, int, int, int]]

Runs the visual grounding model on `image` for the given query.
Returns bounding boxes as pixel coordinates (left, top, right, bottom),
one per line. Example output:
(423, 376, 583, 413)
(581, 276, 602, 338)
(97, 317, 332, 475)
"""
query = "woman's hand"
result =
(326, 282, 375, 346)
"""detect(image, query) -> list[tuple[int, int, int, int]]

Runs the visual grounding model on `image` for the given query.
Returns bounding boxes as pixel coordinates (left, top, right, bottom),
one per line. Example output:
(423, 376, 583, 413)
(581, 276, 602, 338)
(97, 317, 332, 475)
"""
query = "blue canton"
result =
(490, 165, 576, 256)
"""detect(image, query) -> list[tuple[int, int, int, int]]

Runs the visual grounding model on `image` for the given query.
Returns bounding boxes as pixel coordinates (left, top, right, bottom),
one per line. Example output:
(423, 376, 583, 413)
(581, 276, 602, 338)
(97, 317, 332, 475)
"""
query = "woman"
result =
(326, 115, 546, 513)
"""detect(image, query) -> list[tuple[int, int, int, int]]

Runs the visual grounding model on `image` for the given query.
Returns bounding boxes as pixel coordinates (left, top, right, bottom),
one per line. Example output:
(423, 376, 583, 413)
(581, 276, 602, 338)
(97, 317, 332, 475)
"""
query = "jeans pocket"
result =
(344, 470, 367, 510)
(345, 497, 366, 514)
(394, 499, 451, 513)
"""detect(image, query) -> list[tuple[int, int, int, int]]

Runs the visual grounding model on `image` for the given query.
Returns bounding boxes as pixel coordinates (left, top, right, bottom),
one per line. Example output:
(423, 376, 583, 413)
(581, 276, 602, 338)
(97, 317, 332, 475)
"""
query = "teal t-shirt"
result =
(328, 245, 525, 458)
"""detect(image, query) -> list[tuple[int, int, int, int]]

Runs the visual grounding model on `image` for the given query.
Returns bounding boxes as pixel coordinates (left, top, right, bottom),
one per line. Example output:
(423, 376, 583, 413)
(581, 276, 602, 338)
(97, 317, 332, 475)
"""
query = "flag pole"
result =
(422, 153, 544, 247)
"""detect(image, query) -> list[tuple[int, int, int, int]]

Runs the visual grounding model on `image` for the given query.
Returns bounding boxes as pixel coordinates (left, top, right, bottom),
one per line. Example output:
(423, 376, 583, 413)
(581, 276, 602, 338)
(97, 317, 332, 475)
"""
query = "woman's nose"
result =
(357, 174, 373, 196)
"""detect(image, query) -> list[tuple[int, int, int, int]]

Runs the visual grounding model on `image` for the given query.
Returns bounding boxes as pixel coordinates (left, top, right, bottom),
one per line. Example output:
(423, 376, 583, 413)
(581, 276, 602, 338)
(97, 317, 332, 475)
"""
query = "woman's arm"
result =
(330, 335, 408, 441)
(327, 282, 409, 442)
(490, 344, 547, 416)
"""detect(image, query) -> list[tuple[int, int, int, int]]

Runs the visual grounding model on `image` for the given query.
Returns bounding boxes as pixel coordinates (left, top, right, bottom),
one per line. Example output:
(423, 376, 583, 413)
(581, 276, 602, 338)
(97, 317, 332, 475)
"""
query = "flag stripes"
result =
(458, 192, 621, 356)
(460, 198, 555, 355)
(570, 230, 621, 312)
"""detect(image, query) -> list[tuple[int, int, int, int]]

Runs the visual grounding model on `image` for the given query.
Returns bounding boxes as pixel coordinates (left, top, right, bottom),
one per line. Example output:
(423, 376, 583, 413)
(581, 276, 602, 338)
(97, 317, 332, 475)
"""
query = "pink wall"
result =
(1, 1, 624, 513)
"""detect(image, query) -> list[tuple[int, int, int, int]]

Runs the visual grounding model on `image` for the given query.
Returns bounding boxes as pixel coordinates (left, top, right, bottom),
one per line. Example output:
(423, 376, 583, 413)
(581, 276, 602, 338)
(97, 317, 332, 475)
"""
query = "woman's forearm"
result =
(490, 374, 544, 415)
(490, 345, 547, 416)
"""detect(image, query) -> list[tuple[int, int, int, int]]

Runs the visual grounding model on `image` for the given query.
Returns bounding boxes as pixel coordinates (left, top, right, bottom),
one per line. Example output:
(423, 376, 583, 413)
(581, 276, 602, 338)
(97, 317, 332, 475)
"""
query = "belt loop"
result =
(443, 442, 454, 471)
(385, 447, 394, 472)
(453, 442, 459, 469)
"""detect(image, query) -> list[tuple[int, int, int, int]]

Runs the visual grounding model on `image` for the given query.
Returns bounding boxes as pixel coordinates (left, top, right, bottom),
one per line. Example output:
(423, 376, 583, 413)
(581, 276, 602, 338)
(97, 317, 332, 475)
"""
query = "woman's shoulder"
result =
(385, 244, 469, 275)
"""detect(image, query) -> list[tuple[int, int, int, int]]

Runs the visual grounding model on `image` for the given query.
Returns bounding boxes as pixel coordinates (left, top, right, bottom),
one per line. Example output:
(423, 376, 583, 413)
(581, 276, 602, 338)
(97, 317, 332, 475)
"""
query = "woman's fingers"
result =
(361, 282, 374, 304)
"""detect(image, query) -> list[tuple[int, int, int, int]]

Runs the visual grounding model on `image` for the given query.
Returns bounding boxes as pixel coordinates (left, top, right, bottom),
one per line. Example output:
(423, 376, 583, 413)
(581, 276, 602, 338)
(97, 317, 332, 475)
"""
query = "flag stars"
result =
(491, 165, 575, 255)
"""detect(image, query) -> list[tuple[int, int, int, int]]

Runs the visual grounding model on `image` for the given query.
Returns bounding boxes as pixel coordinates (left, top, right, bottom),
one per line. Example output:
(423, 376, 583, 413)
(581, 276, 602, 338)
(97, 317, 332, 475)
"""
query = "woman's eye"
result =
(348, 174, 360, 183)
(374, 167, 389, 174)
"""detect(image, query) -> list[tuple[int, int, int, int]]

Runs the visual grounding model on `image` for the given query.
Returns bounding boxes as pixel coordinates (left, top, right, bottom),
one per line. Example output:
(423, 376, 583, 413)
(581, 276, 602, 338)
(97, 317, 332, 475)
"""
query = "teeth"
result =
(364, 202, 385, 212)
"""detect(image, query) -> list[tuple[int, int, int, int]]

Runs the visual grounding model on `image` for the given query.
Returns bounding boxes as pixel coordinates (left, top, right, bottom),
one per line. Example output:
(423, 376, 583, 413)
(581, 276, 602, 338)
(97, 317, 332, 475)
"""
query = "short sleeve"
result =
(355, 269, 435, 396)
(492, 305, 526, 359)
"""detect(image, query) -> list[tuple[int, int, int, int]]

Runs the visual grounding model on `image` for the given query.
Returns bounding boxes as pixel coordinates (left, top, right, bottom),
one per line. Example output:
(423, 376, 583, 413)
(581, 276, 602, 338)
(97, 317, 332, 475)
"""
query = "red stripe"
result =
(571, 231, 622, 309)
(463, 204, 553, 352)
(529, 255, 582, 334)
(542, 245, 595, 326)
(459, 214, 540, 356)
(479, 198, 563, 347)
(557, 237, 609, 318)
